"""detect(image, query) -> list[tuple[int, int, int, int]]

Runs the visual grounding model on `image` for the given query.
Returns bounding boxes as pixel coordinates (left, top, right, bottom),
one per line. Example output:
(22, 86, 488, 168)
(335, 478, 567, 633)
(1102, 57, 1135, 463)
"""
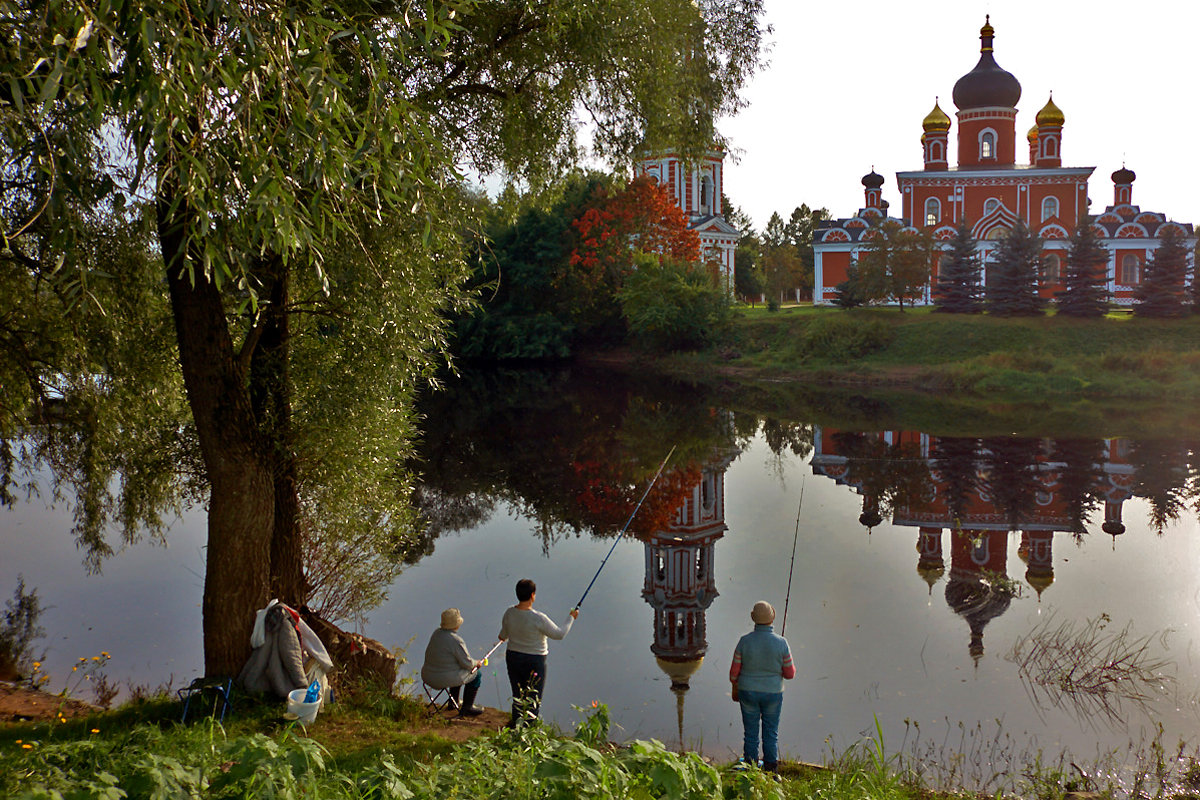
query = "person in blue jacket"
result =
(730, 601, 795, 772)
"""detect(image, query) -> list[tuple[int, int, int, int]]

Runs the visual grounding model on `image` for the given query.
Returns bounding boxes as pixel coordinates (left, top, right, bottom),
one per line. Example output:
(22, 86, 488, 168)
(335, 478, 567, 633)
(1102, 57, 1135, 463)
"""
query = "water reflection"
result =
(809, 429, 1163, 664)
(639, 448, 737, 749)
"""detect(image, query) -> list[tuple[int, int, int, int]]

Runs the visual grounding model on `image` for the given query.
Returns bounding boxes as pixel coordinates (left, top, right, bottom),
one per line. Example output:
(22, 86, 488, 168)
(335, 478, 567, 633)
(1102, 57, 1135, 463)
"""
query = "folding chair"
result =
(422, 681, 459, 715)
(178, 677, 233, 724)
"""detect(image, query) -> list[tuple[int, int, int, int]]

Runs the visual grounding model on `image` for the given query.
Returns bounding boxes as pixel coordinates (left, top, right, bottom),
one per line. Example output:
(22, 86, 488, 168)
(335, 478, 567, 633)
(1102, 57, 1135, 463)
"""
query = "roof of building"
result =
(952, 17, 1021, 110)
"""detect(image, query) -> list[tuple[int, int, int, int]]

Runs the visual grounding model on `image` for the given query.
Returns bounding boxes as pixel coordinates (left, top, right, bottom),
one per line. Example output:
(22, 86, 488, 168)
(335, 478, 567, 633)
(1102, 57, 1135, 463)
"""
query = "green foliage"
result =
(1135, 227, 1191, 318)
(985, 220, 1047, 317)
(855, 221, 935, 310)
(831, 266, 867, 309)
(619, 255, 732, 351)
(573, 702, 612, 748)
(1055, 218, 1111, 317)
(932, 220, 983, 313)
(796, 314, 894, 361)
(0, 577, 46, 682)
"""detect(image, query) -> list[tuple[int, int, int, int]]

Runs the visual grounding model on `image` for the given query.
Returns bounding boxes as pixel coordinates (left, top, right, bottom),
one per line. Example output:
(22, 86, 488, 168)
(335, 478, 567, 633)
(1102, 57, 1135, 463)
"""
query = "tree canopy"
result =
(1, 0, 767, 675)
(932, 220, 983, 313)
(1134, 228, 1190, 318)
(985, 220, 1046, 317)
(1055, 219, 1111, 317)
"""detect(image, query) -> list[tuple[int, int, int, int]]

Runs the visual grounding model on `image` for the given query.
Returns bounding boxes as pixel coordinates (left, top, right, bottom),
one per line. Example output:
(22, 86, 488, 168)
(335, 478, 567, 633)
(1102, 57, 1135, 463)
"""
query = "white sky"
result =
(720, 0, 1199, 233)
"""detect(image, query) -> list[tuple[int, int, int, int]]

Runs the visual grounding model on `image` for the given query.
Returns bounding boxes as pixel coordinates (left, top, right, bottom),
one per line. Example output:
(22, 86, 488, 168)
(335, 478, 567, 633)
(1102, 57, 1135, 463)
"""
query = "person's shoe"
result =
(762, 762, 778, 773)
(457, 706, 483, 717)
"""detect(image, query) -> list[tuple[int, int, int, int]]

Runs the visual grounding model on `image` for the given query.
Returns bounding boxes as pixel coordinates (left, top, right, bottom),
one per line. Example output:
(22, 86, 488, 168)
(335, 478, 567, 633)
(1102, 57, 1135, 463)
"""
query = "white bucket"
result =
(286, 688, 320, 725)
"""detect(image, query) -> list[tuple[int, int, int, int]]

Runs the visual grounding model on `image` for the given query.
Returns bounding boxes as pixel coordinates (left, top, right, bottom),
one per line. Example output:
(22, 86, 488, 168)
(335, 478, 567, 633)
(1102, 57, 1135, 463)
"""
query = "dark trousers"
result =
(505, 650, 547, 727)
(448, 671, 482, 709)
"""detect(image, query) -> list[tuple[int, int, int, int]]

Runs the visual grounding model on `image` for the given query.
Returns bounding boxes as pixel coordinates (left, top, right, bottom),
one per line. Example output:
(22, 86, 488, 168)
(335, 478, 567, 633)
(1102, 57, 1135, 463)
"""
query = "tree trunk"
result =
(159, 195, 275, 679)
(249, 256, 307, 606)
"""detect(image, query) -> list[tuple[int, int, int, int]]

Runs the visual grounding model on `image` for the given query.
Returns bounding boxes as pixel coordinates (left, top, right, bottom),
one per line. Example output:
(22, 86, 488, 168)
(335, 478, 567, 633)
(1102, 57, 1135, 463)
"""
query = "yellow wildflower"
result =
(91, 729, 99, 734)
(22, 744, 32, 749)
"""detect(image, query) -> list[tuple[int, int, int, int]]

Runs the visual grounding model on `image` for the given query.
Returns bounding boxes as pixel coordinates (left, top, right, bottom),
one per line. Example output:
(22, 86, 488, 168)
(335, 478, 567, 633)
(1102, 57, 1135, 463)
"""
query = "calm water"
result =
(3, 365, 1199, 773)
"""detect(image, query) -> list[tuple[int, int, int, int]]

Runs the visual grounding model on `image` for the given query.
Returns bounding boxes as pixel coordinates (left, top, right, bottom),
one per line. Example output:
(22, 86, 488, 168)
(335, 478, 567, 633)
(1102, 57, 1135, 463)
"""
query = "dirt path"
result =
(0, 683, 99, 722)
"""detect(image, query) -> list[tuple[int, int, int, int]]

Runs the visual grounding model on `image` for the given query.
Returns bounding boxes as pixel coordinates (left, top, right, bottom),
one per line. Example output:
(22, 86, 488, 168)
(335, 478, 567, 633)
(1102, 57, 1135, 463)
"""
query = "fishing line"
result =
(574, 445, 676, 611)
(781, 477, 805, 636)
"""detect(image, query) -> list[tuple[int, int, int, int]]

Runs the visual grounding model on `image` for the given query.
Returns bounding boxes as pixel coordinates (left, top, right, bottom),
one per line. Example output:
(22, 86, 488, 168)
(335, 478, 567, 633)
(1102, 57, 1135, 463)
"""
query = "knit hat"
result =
(440, 608, 463, 630)
(751, 601, 775, 625)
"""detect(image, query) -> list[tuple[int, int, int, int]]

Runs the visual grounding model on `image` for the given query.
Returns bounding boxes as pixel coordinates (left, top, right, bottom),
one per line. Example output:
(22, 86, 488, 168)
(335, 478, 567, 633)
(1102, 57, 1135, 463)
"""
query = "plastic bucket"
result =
(287, 688, 320, 725)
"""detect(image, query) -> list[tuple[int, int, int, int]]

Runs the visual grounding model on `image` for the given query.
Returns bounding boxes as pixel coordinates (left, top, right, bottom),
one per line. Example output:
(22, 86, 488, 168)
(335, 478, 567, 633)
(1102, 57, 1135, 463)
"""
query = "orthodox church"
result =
(812, 18, 1194, 305)
(636, 150, 741, 292)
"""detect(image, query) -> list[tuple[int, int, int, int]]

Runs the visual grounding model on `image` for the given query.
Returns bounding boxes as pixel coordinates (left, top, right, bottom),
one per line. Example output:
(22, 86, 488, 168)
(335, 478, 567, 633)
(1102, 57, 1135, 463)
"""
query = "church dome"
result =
(922, 100, 951, 133)
(1027, 124, 1038, 143)
(861, 169, 884, 189)
(1112, 166, 1136, 184)
(655, 656, 704, 689)
(1036, 95, 1064, 126)
(952, 17, 1021, 110)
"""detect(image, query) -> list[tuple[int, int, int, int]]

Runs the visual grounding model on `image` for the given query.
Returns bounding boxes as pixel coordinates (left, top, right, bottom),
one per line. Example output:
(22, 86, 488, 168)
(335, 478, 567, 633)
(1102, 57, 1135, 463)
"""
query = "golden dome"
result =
(1036, 95, 1064, 126)
(1027, 124, 1038, 143)
(922, 100, 951, 133)
(655, 656, 704, 687)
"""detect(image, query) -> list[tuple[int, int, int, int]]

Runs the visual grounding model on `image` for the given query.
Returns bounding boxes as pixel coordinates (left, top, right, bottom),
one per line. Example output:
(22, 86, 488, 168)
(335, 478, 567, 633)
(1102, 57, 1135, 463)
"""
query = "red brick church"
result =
(813, 17, 1194, 305)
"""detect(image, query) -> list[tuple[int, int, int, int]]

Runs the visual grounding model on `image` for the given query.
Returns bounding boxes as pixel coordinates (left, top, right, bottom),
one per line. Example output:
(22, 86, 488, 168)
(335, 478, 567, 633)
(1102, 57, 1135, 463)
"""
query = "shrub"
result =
(618, 256, 733, 351)
(797, 315, 894, 361)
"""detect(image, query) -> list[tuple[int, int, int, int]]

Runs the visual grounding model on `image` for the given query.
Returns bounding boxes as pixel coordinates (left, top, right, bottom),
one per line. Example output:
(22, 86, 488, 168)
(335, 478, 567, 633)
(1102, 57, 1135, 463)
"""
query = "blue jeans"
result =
(739, 689, 783, 767)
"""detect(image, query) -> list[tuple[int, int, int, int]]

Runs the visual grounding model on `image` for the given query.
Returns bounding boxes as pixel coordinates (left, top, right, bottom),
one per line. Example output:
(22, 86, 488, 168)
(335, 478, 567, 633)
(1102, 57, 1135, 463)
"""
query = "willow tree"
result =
(1, 1, 765, 675)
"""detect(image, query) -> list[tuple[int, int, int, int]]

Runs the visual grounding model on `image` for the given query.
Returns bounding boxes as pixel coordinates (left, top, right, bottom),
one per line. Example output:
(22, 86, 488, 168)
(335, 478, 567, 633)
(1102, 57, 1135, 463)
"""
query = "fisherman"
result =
(730, 600, 795, 772)
(421, 608, 484, 717)
(498, 578, 578, 728)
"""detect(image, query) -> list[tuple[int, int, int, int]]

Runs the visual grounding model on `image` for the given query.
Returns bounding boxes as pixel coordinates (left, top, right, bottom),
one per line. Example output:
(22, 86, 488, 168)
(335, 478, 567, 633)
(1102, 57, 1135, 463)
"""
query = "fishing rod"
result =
(574, 445, 676, 611)
(781, 478, 805, 636)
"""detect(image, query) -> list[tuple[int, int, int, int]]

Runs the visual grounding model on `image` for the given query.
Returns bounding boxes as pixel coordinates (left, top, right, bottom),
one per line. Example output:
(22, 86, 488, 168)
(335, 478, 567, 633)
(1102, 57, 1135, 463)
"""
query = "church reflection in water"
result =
(638, 449, 736, 748)
(810, 429, 1138, 663)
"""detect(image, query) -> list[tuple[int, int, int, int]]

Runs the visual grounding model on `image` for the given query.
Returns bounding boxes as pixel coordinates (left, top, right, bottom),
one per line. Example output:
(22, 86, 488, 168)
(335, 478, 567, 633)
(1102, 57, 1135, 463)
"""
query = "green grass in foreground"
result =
(691, 305, 1200, 401)
(4, 693, 1200, 799)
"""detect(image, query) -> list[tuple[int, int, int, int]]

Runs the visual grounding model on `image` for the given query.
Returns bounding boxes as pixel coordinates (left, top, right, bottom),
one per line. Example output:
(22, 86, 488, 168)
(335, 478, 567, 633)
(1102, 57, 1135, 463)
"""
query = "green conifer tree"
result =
(985, 219, 1046, 316)
(1134, 227, 1190, 318)
(1055, 218, 1111, 317)
(932, 220, 983, 313)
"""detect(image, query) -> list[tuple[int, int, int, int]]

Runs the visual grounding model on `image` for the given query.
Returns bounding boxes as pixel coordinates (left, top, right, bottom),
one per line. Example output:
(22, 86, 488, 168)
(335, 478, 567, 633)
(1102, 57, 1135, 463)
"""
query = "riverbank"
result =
(663, 305, 1200, 401)
(0, 690, 936, 800)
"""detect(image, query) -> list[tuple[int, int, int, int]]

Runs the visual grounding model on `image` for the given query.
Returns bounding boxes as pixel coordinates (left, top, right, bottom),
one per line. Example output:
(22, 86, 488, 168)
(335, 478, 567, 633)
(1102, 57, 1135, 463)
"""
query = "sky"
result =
(720, 0, 1200, 233)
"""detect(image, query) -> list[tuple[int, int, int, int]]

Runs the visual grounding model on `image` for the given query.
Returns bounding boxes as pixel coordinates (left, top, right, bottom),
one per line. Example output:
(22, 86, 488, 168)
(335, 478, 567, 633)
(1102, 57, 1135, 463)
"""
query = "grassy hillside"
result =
(678, 305, 1200, 401)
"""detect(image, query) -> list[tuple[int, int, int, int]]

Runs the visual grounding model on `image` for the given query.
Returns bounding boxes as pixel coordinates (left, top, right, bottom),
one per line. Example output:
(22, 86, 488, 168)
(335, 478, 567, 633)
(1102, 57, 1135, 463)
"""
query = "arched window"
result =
(1042, 253, 1061, 284)
(1121, 254, 1141, 284)
(931, 141, 943, 161)
(1044, 137, 1058, 157)
(981, 131, 996, 159)
(1042, 197, 1059, 222)
(699, 175, 713, 214)
(925, 198, 940, 227)
(984, 198, 999, 215)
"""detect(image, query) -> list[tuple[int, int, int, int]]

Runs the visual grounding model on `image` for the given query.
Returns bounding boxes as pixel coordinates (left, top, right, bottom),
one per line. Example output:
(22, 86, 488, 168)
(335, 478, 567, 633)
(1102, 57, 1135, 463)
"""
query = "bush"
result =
(797, 315, 894, 361)
(618, 256, 733, 351)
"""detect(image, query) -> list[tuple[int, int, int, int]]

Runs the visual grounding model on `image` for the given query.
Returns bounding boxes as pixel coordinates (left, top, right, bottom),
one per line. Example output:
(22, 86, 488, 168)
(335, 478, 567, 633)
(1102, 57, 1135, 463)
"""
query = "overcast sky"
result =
(720, 1, 1199, 233)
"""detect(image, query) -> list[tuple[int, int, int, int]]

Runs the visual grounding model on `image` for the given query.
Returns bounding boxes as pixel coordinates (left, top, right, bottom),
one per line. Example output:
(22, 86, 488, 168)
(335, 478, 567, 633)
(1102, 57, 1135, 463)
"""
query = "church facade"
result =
(636, 150, 741, 293)
(813, 18, 1194, 306)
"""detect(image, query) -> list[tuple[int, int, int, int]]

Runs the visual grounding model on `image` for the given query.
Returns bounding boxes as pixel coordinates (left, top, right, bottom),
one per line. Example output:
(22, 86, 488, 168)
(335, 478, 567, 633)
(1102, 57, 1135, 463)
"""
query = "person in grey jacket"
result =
(421, 608, 483, 717)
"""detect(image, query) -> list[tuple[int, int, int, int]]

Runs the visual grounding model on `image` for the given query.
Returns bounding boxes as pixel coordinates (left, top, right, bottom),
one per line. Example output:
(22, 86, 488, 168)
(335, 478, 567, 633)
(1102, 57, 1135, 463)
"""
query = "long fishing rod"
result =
(781, 478, 805, 636)
(574, 445, 676, 611)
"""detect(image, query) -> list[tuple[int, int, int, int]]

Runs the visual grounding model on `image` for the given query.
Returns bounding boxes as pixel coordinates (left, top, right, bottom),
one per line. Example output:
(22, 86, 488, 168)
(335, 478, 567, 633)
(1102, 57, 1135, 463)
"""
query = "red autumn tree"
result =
(569, 176, 701, 292)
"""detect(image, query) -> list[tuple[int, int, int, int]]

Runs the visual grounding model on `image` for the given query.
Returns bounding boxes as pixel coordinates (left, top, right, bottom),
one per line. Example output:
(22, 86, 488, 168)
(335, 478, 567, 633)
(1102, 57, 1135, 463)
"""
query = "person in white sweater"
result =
(497, 578, 579, 728)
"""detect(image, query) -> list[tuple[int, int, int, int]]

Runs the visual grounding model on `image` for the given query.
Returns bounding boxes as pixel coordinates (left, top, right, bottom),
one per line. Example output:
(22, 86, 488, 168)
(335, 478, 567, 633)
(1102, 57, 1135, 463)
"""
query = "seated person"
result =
(421, 608, 483, 717)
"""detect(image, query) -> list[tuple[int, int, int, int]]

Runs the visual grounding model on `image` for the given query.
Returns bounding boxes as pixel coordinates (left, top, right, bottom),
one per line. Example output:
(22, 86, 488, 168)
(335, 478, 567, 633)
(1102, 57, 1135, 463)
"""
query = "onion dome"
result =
(1026, 568, 1054, 597)
(1112, 165, 1136, 184)
(922, 100, 951, 133)
(861, 169, 884, 189)
(1027, 124, 1038, 143)
(1036, 95, 1064, 126)
(655, 656, 703, 689)
(952, 16, 1022, 110)
(1102, 519, 1126, 536)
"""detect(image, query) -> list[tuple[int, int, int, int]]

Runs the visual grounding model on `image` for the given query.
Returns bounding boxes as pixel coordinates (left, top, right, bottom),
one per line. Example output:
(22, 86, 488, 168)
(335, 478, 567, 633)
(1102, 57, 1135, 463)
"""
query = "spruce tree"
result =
(831, 264, 866, 308)
(1055, 218, 1111, 317)
(985, 219, 1046, 316)
(1134, 227, 1190, 318)
(932, 220, 983, 313)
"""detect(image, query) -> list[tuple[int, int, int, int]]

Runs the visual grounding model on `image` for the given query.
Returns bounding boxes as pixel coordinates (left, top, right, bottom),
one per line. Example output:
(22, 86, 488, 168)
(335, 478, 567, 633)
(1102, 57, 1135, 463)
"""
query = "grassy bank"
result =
(0, 693, 924, 800)
(672, 306, 1200, 402)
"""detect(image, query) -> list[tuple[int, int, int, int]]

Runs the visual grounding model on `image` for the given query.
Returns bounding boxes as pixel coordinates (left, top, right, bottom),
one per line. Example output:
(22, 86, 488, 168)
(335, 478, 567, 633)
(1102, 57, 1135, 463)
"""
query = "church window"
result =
(925, 198, 940, 226)
(984, 198, 999, 215)
(700, 175, 713, 214)
(701, 474, 715, 512)
(1044, 137, 1058, 157)
(1042, 197, 1059, 222)
(1042, 253, 1061, 284)
(1121, 254, 1141, 284)
(655, 551, 666, 581)
(980, 130, 996, 159)
(930, 140, 943, 161)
